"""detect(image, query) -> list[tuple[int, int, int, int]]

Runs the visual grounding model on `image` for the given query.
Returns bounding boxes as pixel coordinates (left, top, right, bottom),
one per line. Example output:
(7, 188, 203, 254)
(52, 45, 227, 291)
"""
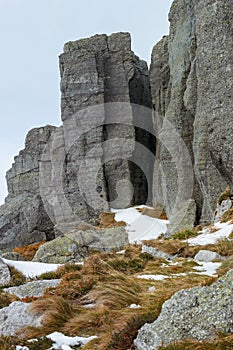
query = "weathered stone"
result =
(166, 199, 197, 236)
(214, 199, 232, 223)
(0, 257, 11, 286)
(33, 227, 129, 263)
(3, 280, 61, 299)
(194, 250, 223, 262)
(0, 301, 43, 336)
(135, 269, 233, 349)
(0, 126, 56, 251)
(0, 33, 153, 250)
(151, 0, 233, 225)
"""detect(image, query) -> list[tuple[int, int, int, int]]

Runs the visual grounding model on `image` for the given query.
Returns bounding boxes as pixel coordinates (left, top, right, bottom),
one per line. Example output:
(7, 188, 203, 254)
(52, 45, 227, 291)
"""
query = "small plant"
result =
(7, 265, 26, 286)
(172, 229, 199, 240)
(218, 185, 231, 205)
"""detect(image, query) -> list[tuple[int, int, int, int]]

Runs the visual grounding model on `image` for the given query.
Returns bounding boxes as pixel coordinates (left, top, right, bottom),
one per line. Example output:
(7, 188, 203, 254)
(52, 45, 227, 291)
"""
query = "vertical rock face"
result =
(0, 32, 153, 249)
(151, 0, 233, 226)
(0, 126, 56, 250)
(56, 32, 152, 225)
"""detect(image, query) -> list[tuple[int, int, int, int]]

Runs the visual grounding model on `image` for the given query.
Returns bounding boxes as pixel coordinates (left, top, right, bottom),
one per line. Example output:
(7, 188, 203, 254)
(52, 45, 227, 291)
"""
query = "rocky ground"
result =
(0, 205, 233, 350)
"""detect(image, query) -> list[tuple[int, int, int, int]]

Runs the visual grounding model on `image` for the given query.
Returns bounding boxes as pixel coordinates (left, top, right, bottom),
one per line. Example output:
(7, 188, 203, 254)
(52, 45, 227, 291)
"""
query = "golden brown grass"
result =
(220, 208, 233, 224)
(136, 205, 168, 220)
(3, 238, 233, 350)
(142, 239, 199, 258)
(13, 241, 46, 261)
(159, 333, 233, 349)
(97, 212, 126, 229)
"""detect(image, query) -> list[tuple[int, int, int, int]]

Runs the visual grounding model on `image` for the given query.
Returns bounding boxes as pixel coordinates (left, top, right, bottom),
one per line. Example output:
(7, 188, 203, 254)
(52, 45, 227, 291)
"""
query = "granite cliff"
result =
(0, 0, 232, 250)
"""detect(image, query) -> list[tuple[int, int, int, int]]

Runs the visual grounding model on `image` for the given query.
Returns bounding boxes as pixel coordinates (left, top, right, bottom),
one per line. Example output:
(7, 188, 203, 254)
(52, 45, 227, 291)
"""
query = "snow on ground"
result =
(188, 222, 233, 246)
(46, 332, 97, 349)
(136, 274, 169, 281)
(193, 262, 221, 277)
(2, 259, 61, 278)
(112, 206, 169, 243)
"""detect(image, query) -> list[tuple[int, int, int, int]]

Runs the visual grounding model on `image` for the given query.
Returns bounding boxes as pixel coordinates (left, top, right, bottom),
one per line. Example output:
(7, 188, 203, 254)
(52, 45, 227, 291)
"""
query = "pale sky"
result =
(0, 0, 173, 204)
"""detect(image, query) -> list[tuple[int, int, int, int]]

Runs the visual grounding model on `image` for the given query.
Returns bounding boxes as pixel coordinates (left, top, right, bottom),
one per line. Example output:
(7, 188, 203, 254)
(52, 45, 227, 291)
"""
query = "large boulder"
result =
(33, 227, 129, 263)
(151, 0, 233, 225)
(0, 301, 43, 336)
(135, 269, 233, 349)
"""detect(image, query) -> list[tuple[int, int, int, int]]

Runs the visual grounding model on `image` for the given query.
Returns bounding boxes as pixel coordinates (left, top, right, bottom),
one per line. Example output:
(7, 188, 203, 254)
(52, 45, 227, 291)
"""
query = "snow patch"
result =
(46, 332, 97, 349)
(112, 206, 169, 243)
(136, 274, 169, 281)
(187, 223, 233, 246)
(193, 262, 221, 277)
(2, 259, 61, 278)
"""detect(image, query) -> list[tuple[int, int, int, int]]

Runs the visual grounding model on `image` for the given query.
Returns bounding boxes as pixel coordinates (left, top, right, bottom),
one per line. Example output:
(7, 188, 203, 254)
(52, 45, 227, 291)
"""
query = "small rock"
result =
(194, 250, 223, 262)
(0, 301, 43, 336)
(141, 244, 173, 260)
(3, 279, 61, 299)
(0, 257, 11, 286)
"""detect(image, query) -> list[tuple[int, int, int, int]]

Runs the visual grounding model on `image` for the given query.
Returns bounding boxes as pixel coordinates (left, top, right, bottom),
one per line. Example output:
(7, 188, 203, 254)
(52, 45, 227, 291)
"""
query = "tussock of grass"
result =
(3, 241, 233, 350)
(97, 212, 126, 229)
(203, 238, 233, 257)
(6, 265, 26, 287)
(13, 241, 46, 261)
(218, 186, 231, 205)
(172, 229, 200, 240)
(38, 262, 82, 280)
(220, 208, 233, 223)
(81, 275, 141, 309)
(142, 239, 199, 258)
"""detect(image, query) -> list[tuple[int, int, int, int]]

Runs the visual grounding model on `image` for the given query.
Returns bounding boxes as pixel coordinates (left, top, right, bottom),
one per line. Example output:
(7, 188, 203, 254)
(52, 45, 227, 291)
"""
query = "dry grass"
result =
(220, 208, 233, 224)
(136, 205, 168, 220)
(203, 238, 233, 257)
(159, 333, 233, 349)
(97, 212, 126, 229)
(142, 239, 199, 258)
(13, 241, 46, 261)
(3, 238, 233, 350)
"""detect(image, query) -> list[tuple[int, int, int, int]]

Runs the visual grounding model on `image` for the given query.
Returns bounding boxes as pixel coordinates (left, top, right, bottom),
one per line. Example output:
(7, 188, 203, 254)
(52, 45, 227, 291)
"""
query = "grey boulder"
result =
(194, 250, 223, 262)
(3, 279, 61, 299)
(33, 227, 129, 263)
(0, 301, 43, 336)
(135, 269, 233, 349)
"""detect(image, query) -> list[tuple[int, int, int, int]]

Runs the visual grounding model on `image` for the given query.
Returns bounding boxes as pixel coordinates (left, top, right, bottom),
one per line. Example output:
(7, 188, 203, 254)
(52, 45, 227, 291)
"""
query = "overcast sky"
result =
(0, 0, 173, 204)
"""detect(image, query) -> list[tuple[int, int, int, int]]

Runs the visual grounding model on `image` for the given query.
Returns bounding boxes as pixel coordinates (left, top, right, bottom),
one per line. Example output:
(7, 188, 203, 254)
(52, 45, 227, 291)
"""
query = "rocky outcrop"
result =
(135, 269, 233, 349)
(0, 33, 153, 250)
(0, 126, 56, 250)
(33, 226, 129, 263)
(151, 0, 233, 229)
(0, 301, 43, 336)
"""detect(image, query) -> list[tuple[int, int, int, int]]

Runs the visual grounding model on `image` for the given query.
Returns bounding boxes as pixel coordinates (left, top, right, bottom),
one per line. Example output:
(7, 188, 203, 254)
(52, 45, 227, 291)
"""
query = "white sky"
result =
(0, 0, 173, 204)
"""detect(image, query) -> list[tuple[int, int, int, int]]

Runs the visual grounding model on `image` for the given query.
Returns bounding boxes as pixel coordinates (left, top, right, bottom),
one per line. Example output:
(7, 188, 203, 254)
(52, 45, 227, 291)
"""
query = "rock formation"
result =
(0, 0, 232, 248)
(135, 269, 233, 349)
(151, 0, 233, 228)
